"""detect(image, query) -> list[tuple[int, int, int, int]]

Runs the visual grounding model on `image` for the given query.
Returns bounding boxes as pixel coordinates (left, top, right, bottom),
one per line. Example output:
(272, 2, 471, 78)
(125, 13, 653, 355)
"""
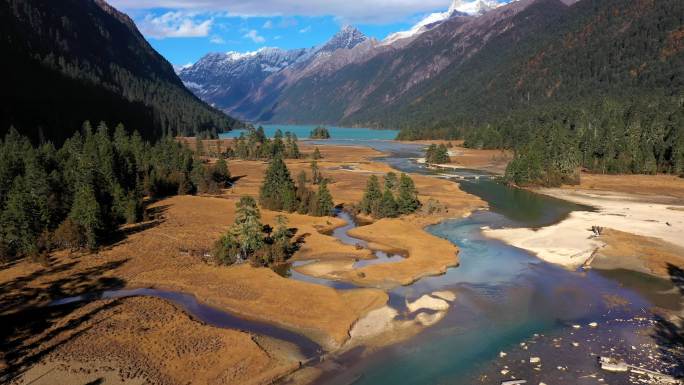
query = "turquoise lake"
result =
(220, 124, 400, 140)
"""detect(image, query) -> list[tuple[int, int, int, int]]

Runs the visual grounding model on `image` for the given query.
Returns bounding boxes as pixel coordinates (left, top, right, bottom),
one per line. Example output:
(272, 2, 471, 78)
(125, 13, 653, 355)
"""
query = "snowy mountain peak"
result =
(319, 25, 368, 53)
(383, 0, 503, 45)
(449, 0, 502, 16)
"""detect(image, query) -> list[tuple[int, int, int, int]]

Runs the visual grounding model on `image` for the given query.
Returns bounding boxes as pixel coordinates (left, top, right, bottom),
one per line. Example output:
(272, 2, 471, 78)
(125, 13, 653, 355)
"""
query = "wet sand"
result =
(484, 186, 684, 276)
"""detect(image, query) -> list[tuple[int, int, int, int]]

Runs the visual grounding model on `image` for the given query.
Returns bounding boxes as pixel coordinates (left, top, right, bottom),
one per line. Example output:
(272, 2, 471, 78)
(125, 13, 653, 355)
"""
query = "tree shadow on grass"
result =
(651, 264, 684, 378)
(0, 258, 128, 382)
(103, 204, 170, 247)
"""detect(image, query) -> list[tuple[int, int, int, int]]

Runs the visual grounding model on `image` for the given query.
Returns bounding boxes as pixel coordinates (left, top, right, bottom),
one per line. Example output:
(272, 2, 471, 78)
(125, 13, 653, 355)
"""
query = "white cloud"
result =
(243, 29, 265, 43)
(139, 11, 213, 38)
(108, 0, 461, 24)
(210, 34, 225, 44)
(262, 20, 274, 29)
(298, 26, 311, 33)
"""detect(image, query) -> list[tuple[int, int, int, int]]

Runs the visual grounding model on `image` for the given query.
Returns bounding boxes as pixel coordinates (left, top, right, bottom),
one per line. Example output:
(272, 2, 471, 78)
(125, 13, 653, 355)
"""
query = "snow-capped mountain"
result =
(178, 47, 309, 108)
(384, 0, 503, 44)
(178, 2, 504, 117)
(179, 26, 369, 114)
(450, 0, 503, 15)
(317, 25, 368, 54)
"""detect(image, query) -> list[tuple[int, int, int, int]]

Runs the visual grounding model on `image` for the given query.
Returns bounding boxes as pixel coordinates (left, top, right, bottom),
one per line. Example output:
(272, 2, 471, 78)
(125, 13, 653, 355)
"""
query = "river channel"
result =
(302, 138, 682, 385)
(48, 135, 681, 384)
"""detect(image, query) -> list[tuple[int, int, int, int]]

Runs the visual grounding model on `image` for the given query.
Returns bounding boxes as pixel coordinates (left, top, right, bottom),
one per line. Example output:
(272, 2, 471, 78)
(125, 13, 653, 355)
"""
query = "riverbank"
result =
(8, 296, 301, 385)
(404, 140, 512, 175)
(484, 174, 684, 279)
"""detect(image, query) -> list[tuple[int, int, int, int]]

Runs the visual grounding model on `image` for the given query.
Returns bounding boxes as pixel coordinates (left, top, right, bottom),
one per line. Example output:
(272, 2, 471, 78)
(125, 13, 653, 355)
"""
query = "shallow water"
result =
(219, 125, 399, 140)
(304, 140, 681, 385)
(49, 287, 322, 358)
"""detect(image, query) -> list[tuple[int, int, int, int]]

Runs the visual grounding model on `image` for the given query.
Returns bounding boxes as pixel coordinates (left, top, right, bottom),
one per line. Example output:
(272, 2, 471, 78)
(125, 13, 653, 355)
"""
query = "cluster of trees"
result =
(259, 156, 334, 217)
(231, 127, 300, 160)
(465, 98, 684, 186)
(309, 126, 331, 139)
(213, 196, 296, 267)
(191, 158, 232, 195)
(358, 172, 420, 218)
(425, 144, 450, 164)
(0, 122, 222, 261)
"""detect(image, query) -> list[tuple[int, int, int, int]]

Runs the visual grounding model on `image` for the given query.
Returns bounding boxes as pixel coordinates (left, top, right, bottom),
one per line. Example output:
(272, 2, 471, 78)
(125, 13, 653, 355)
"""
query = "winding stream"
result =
(49, 288, 322, 358)
(47, 136, 680, 384)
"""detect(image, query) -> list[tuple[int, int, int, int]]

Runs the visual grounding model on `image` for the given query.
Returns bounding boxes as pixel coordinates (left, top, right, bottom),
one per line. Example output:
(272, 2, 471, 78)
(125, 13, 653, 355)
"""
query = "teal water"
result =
(303, 140, 678, 385)
(220, 124, 399, 140)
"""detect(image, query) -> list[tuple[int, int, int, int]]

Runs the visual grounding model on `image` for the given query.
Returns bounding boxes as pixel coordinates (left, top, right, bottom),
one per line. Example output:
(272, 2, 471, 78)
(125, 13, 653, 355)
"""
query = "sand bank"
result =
(405, 140, 512, 174)
(484, 186, 684, 276)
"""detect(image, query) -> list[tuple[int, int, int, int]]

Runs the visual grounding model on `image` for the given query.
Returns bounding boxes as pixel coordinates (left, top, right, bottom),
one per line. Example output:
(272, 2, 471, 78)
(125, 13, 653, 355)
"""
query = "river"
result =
(301, 138, 681, 385)
(46, 134, 681, 383)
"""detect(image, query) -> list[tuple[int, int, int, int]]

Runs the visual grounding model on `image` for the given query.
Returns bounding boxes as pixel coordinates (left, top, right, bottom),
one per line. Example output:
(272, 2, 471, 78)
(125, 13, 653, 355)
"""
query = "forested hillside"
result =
(0, 0, 240, 144)
(392, 0, 683, 137)
(241, 0, 683, 184)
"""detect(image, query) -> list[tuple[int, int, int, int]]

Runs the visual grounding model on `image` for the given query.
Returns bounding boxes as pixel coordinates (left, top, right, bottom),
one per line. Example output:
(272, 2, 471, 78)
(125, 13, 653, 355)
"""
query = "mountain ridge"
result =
(1, 0, 239, 143)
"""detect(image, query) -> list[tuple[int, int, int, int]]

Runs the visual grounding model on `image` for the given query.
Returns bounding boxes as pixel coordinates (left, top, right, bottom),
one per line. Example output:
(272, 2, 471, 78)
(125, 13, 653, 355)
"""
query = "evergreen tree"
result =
(267, 214, 292, 264)
(271, 129, 285, 158)
(259, 155, 297, 212)
(396, 173, 421, 215)
(425, 144, 450, 164)
(312, 147, 322, 160)
(231, 196, 264, 261)
(384, 172, 398, 191)
(311, 160, 322, 185)
(1, 177, 36, 257)
(69, 183, 102, 250)
(212, 158, 231, 187)
(359, 175, 382, 215)
(0, 122, 209, 259)
(284, 132, 301, 159)
(309, 126, 331, 139)
(312, 180, 334, 217)
(378, 188, 398, 218)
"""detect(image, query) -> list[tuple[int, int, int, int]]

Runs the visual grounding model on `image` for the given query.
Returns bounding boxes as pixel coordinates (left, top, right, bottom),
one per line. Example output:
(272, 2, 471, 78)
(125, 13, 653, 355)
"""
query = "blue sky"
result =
(108, 0, 465, 66)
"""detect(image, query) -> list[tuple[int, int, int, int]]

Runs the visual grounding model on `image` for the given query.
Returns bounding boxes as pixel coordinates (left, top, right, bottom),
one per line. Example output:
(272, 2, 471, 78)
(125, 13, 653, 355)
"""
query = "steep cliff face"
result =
(0, 0, 239, 143)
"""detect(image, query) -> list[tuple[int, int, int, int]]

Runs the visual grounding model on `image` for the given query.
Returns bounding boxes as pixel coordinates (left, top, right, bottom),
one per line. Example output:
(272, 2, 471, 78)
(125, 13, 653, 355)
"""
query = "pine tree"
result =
(312, 147, 322, 160)
(0, 177, 36, 257)
(378, 188, 398, 218)
(231, 196, 264, 261)
(396, 173, 420, 215)
(425, 143, 450, 164)
(69, 183, 102, 250)
(311, 160, 322, 185)
(284, 132, 301, 159)
(259, 155, 297, 211)
(212, 158, 231, 187)
(359, 175, 382, 215)
(269, 214, 292, 264)
(313, 180, 334, 217)
(384, 172, 398, 191)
